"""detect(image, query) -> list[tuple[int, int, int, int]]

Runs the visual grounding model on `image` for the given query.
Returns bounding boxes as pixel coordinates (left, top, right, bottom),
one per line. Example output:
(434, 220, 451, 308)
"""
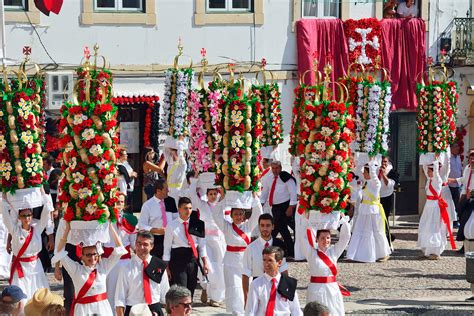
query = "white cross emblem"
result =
(348, 27, 380, 65)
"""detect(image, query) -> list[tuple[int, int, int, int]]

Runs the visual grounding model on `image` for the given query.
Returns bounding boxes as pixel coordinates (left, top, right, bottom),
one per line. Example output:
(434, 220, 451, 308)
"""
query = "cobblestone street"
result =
(4, 216, 473, 315)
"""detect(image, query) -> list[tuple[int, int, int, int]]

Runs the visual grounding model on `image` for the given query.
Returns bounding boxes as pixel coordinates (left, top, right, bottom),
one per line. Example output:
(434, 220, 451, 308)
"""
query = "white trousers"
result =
(205, 238, 226, 302)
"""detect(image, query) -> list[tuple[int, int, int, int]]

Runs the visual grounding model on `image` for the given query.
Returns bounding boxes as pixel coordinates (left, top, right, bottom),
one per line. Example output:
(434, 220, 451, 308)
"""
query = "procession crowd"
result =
(0, 140, 473, 316)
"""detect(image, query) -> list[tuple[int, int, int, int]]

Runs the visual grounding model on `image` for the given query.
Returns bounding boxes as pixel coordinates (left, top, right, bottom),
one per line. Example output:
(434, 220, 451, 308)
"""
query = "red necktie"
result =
(142, 260, 152, 305)
(269, 176, 278, 207)
(264, 241, 269, 248)
(265, 278, 277, 316)
(183, 222, 198, 258)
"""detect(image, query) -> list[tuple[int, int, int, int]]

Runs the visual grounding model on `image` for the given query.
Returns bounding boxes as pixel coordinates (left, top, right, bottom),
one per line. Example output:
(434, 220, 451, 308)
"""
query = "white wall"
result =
(349, 2, 376, 20)
(428, 0, 471, 57)
(4, 0, 296, 69)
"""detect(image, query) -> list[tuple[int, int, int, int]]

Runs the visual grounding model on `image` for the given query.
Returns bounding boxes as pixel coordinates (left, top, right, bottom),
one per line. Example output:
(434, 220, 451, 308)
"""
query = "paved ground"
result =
(3, 216, 474, 315)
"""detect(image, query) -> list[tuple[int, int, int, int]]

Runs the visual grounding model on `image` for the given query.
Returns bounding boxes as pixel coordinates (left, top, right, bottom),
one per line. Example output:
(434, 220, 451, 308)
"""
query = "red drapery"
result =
(380, 18, 426, 111)
(296, 18, 426, 111)
(296, 19, 349, 87)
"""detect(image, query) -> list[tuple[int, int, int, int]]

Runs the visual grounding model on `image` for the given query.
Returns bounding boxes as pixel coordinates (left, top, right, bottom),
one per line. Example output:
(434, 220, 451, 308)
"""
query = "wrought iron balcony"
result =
(439, 16, 474, 66)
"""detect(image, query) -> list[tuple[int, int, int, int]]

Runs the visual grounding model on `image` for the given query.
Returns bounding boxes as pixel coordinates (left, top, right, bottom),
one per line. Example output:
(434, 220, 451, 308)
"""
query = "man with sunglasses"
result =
(165, 285, 192, 316)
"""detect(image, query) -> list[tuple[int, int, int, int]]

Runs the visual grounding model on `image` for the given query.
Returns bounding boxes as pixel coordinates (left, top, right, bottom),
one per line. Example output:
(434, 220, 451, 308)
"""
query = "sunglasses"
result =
(19, 214, 32, 218)
(178, 302, 192, 309)
(83, 253, 99, 258)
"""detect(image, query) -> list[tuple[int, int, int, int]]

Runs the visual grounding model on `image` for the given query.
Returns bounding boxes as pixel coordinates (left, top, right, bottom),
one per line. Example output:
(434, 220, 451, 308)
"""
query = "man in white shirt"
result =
(242, 214, 288, 303)
(379, 156, 399, 244)
(115, 231, 168, 316)
(449, 143, 463, 224)
(245, 246, 302, 316)
(163, 197, 209, 297)
(260, 161, 297, 258)
(397, 0, 418, 18)
(139, 179, 178, 258)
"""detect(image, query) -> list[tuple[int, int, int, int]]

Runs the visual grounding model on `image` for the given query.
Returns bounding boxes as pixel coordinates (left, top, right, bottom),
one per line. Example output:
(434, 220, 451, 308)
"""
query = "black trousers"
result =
(169, 248, 198, 297)
(63, 243, 80, 314)
(449, 186, 461, 218)
(125, 303, 163, 316)
(152, 235, 164, 259)
(271, 201, 294, 257)
(381, 195, 394, 242)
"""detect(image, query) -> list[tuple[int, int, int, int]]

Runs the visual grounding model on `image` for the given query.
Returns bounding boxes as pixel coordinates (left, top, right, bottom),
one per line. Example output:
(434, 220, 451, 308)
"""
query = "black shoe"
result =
(453, 221, 460, 228)
(390, 234, 396, 241)
(465, 296, 474, 302)
(458, 246, 465, 254)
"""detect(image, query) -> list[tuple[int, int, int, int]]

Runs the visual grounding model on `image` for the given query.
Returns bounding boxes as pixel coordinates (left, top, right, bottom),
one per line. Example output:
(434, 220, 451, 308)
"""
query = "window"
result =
(81, 0, 156, 25)
(95, 0, 143, 12)
(195, 0, 263, 25)
(4, 0, 39, 24)
(302, 0, 340, 18)
(207, 0, 252, 12)
(4, 0, 25, 10)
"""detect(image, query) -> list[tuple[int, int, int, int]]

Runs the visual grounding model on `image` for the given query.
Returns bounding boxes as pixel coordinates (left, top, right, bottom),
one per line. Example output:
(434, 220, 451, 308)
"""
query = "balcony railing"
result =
(439, 17, 474, 66)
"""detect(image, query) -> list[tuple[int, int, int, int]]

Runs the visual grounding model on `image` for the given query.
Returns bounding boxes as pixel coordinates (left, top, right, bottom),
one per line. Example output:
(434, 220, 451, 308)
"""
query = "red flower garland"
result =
(112, 96, 160, 148)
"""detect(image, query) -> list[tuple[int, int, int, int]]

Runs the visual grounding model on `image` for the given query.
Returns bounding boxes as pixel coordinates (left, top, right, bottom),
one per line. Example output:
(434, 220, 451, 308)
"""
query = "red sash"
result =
(426, 181, 457, 250)
(312, 249, 350, 297)
(9, 227, 36, 284)
(226, 246, 247, 252)
(70, 269, 107, 316)
(306, 228, 315, 248)
(232, 223, 250, 245)
(262, 168, 270, 178)
(102, 245, 131, 260)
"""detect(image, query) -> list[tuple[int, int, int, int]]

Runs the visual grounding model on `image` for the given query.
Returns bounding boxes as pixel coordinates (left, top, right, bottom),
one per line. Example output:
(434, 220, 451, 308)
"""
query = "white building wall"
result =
(348, 2, 376, 20)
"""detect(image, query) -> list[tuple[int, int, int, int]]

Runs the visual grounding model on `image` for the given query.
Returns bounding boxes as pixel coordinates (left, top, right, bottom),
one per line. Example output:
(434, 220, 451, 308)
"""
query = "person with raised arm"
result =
(53, 221, 127, 315)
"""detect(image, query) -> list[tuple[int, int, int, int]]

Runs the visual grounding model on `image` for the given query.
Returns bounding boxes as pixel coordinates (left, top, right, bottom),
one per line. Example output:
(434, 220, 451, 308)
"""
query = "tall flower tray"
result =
(57, 45, 119, 244)
(0, 49, 46, 210)
(214, 65, 263, 193)
(416, 53, 458, 165)
(188, 49, 221, 182)
(160, 41, 193, 144)
(250, 59, 283, 155)
(298, 62, 355, 228)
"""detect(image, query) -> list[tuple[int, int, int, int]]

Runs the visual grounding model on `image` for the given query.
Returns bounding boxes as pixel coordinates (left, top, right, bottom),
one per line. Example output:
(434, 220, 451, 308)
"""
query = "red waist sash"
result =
(9, 254, 38, 284)
(426, 181, 457, 250)
(310, 276, 350, 296)
(226, 246, 246, 252)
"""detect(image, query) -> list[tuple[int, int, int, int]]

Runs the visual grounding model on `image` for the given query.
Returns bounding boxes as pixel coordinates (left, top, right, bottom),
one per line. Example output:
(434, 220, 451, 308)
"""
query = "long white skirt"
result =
(346, 211, 391, 263)
(417, 201, 447, 256)
(11, 260, 49, 300)
(0, 217, 11, 279)
(307, 282, 344, 316)
(74, 299, 113, 316)
(441, 185, 457, 224)
(205, 238, 226, 302)
(294, 210, 305, 261)
(224, 264, 244, 315)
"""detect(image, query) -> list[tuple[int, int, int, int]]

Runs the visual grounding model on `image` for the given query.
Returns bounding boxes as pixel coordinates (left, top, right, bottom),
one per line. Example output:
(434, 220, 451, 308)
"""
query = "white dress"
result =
(2, 201, 51, 299)
(189, 180, 226, 303)
(302, 217, 351, 316)
(213, 199, 262, 315)
(0, 209, 12, 279)
(104, 221, 137, 314)
(440, 157, 457, 225)
(53, 246, 127, 316)
(417, 166, 448, 256)
(346, 162, 392, 262)
(165, 148, 187, 206)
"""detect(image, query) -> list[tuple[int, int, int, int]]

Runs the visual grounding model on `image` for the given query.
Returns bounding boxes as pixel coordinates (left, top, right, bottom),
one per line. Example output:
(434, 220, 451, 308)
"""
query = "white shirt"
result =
(449, 155, 462, 188)
(115, 254, 165, 307)
(162, 217, 207, 261)
(379, 164, 395, 198)
(242, 237, 288, 277)
(397, 3, 418, 17)
(457, 165, 474, 195)
(212, 199, 263, 267)
(260, 173, 298, 206)
(122, 161, 135, 192)
(138, 196, 175, 233)
(245, 273, 303, 316)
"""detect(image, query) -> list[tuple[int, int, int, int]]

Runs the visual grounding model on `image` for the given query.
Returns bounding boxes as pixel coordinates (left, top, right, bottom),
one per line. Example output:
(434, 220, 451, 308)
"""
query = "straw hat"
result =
(129, 303, 153, 316)
(24, 288, 63, 316)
